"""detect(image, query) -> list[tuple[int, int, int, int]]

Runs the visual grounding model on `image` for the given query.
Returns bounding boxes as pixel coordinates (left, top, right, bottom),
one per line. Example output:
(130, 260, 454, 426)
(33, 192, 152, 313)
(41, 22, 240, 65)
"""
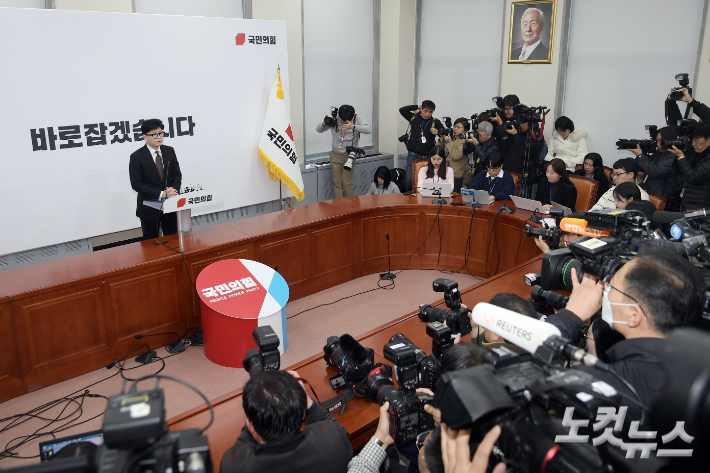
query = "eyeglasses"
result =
(611, 171, 628, 179)
(602, 276, 647, 318)
(487, 166, 502, 171)
(145, 132, 165, 139)
(416, 430, 431, 451)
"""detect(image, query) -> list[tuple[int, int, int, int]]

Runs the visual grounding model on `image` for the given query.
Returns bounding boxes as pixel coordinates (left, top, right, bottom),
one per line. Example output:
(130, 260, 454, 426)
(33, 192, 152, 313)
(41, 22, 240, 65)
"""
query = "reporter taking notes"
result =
(366, 166, 401, 195)
(128, 118, 182, 240)
(536, 158, 577, 212)
(467, 152, 514, 203)
(417, 147, 454, 192)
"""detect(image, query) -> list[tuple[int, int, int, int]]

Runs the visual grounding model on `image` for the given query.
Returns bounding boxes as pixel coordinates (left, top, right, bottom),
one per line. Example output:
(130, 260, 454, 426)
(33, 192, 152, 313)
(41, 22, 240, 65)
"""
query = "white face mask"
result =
(601, 285, 634, 330)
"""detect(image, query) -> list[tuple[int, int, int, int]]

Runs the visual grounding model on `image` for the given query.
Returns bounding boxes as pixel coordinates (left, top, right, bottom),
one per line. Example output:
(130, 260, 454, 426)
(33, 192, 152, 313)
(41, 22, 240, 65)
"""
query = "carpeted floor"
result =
(0, 270, 481, 468)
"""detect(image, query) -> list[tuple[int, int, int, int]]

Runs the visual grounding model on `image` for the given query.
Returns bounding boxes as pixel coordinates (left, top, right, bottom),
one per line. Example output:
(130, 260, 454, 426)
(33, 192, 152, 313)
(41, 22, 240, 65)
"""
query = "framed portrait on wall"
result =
(508, 0, 556, 64)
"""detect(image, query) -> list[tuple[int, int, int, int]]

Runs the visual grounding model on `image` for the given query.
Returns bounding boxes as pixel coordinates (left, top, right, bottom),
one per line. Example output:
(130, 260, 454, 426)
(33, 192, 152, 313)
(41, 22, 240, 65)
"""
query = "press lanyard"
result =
(420, 118, 432, 137)
(488, 176, 498, 193)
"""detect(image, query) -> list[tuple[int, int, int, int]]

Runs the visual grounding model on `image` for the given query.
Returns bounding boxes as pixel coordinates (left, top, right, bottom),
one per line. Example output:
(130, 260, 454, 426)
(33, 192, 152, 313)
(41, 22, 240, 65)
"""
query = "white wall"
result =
(418, 0, 504, 122)
(563, 0, 704, 166)
(303, 0, 374, 155)
(135, 0, 243, 18)
(54, 0, 132, 12)
(0, 0, 44, 7)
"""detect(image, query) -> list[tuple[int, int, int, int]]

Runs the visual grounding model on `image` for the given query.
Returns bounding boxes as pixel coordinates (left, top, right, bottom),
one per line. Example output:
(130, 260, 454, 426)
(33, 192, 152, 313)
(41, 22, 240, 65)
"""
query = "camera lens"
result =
(242, 348, 262, 377)
(323, 336, 344, 367)
(364, 373, 394, 404)
(559, 258, 583, 290)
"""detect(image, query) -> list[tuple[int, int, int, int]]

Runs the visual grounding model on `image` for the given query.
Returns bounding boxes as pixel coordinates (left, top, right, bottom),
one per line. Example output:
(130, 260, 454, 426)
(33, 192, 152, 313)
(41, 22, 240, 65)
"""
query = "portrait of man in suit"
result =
(129, 118, 182, 240)
(509, 1, 556, 63)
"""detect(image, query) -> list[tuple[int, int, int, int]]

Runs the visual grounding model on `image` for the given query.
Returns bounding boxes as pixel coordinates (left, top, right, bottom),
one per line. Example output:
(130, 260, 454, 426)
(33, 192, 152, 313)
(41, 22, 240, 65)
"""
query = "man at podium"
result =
(129, 118, 182, 239)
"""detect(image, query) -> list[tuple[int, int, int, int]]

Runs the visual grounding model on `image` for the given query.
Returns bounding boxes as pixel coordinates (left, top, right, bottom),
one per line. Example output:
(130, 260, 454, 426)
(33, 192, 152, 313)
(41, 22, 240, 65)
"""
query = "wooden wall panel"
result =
(258, 233, 308, 288)
(311, 222, 353, 277)
(0, 298, 23, 403)
(496, 220, 527, 272)
(109, 269, 180, 340)
(361, 214, 418, 260)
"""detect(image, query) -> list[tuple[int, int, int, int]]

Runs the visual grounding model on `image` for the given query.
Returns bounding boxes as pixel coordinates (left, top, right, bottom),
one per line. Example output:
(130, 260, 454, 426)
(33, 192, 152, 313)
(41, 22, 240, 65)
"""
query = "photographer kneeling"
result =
(220, 370, 353, 473)
(668, 121, 710, 210)
(545, 247, 705, 408)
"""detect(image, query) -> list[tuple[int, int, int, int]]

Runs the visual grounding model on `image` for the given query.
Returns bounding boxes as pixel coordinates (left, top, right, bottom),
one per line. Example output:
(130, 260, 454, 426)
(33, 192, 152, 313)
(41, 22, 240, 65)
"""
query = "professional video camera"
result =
(523, 208, 565, 249)
(615, 124, 658, 153)
(512, 103, 549, 126)
(487, 96, 505, 119)
(9, 376, 214, 473)
(384, 333, 440, 391)
(344, 145, 365, 171)
(439, 116, 453, 137)
(434, 303, 666, 472)
(669, 72, 692, 101)
(323, 106, 338, 127)
(418, 278, 473, 335)
(359, 337, 436, 448)
(242, 326, 281, 377)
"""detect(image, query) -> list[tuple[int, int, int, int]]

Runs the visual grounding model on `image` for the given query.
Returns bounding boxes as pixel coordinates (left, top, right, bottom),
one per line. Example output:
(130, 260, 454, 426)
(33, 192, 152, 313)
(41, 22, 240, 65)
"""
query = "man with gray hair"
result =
(463, 120, 500, 181)
(511, 7, 549, 61)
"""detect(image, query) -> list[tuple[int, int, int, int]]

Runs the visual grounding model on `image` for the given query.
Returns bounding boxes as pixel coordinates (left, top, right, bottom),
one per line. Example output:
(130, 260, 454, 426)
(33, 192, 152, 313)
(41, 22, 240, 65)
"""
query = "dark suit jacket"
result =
(536, 176, 577, 211)
(129, 144, 182, 221)
(511, 42, 549, 61)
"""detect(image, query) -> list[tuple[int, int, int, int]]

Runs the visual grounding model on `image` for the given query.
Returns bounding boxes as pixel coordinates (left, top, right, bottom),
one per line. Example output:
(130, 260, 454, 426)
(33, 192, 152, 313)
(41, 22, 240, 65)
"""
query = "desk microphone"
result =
(497, 195, 515, 214)
(380, 234, 396, 280)
(135, 331, 185, 354)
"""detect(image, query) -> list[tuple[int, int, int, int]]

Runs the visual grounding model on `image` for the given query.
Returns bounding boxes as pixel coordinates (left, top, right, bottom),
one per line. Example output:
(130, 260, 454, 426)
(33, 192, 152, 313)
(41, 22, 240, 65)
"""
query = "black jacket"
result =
(635, 151, 676, 198)
(399, 105, 443, 156)
(219, 401, 353, 473)
(129, 144, 182, 221)
(546, 309, 666, 409)
(494, 122, 544, 175)
(573, 169, 610, 199)
(463, 138, 500, 177)
(536, 177, 577, 211)
(666, 98, 710, 125)
(678, 147, 710, 209)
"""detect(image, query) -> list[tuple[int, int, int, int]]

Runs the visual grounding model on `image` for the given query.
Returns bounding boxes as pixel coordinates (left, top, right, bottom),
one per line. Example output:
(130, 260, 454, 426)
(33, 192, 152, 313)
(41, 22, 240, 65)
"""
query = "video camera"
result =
(669, 72, 692, 101)
(344, 145, 365, 171)
(323, 106, 338, 128)
(242, 326, 281, 377)
(523, 208, 565, 249)
(512, 103, 549, 126)
(418, 278, 473, 336)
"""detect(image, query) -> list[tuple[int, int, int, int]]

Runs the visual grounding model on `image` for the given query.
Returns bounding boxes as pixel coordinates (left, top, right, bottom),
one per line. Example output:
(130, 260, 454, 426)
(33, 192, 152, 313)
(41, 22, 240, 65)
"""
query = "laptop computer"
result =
(509, 196, 572, 216)
(420, 182, 453, 198)
(461, 188, 491, 205)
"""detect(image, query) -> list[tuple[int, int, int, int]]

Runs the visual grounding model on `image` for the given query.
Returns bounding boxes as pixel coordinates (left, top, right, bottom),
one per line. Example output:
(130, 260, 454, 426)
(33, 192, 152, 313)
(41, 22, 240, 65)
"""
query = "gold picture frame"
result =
(508, 0, 557, 64)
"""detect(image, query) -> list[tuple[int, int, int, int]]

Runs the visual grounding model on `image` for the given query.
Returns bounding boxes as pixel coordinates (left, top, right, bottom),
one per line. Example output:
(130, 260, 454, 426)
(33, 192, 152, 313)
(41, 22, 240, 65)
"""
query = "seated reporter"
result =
(442, 117, 471, 193)
(463, 121, 500, 183)
(573, 153, 609, 197)
(613, 181, 641, 210)
(536, 158, 577, 212)
(220, 370, 353, 473)
(591, 158, 649, 211)
(546, 247, 705, 408)
(367, 166, 401, 195)
(544, 116, 588, 171)
(417, 147, 454, 191)
(467, 152, 515, 203)
(629, 126, 678, 199)
(668, 121, 710, 210)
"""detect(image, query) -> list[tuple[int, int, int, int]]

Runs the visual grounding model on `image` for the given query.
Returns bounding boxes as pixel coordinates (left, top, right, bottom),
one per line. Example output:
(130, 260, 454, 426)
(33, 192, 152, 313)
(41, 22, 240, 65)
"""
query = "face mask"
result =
(601, 285, 634, 330)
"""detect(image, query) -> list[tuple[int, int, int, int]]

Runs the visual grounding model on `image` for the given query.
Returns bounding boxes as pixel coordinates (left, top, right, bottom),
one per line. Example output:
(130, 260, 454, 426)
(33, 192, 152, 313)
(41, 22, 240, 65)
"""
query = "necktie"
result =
(155, 150, 164, 180)
(519, 47, 526, 60)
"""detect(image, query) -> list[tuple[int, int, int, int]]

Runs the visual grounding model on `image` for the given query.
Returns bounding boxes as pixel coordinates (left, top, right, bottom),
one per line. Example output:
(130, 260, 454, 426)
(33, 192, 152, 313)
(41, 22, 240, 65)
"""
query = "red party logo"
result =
(235, 33, 245, 46)
(177, 198, 186, 208)
(285, 125, 294, 141)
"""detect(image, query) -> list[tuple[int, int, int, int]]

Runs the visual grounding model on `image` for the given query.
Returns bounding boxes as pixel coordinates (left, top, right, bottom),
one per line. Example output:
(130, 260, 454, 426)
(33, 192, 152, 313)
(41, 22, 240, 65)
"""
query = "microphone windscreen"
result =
(340, 334, 369, 364)
(386, 234, 390, 241)
(653, 211, 684, 224)
(472, 303, 561, 354)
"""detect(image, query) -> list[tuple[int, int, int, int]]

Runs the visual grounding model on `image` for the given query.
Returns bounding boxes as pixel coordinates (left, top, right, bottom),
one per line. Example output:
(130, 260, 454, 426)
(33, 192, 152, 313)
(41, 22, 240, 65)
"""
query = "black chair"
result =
(390, 168, 406, 193)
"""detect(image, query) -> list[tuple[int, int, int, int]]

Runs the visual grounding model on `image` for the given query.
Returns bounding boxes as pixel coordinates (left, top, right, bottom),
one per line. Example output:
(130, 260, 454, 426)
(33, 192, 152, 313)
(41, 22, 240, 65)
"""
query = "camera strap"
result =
(320, 387, 356, 415)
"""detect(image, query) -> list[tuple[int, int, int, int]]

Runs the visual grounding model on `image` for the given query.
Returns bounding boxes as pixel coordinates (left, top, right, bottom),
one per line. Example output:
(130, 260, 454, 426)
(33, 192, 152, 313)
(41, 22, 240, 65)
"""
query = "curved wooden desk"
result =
(0, 194, 541, 404)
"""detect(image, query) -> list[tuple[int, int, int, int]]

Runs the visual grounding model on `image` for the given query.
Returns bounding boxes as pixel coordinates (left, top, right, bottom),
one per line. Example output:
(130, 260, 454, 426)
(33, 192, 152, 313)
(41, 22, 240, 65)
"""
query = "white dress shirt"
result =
(519, 40, 541, 60)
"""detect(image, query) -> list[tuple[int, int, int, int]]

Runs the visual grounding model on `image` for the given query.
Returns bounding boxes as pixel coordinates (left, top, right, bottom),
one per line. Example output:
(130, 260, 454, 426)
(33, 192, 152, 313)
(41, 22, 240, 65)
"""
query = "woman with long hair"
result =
(536, 158, 577, 211)
(573, 153, 610, 198)
(366, 166, 401, 194)
(416, 147, 454, 191)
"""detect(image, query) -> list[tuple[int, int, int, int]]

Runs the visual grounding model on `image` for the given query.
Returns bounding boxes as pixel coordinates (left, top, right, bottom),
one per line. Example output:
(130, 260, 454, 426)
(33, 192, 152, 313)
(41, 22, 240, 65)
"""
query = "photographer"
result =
(316, 104, 372, 199)
(534, 232, 583, 254)
(466, 152, 514, 203)
(442, 118, 471, 193)
(490, 95, 545, 177)
(666, 87, 710, 125)
(590, 158, 649, 211)
(346, 402, 393, 473)
(220, 370, 353, 473)
(400, 101, 444, 190)
(471, 293, 538, 353)
(543, 116, 588, 171)
(462, 121, 499, 183)
(546, 247, 705, 407)
(668, 121, 710, 210)
(628, 126, 678, 199)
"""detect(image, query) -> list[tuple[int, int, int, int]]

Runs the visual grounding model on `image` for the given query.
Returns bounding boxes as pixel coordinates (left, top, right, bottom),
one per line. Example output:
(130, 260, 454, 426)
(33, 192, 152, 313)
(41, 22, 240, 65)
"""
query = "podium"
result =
(144, 190, 221, 233)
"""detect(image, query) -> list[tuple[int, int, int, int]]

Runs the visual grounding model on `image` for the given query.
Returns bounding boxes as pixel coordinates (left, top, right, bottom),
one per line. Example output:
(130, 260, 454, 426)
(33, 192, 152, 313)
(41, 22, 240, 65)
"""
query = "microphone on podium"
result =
(135, 331, 185, 354)
(471, 303, 607, 370)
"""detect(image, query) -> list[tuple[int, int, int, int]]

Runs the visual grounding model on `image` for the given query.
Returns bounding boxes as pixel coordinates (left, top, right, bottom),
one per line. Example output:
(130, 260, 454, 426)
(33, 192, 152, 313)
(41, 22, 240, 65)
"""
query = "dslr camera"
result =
(344, 146, 365, 171)
(662, 119, 696, 152)
(242, 326, 281, 377)
(418, 279, 473, 335)
(615, 124, 658, 153)
(438, 117, 453, 137)
(669, 72, 692, 101)
(323, 106, 338, 127)
(384, 333, 441, 392)
(323, 334, 375, 387)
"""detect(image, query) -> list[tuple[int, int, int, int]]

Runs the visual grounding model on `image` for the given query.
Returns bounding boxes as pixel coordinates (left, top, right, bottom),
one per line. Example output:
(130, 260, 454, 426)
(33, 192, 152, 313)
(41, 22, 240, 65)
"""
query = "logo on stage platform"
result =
(234, 33, 276, 46)
(177, 198, 186, 208)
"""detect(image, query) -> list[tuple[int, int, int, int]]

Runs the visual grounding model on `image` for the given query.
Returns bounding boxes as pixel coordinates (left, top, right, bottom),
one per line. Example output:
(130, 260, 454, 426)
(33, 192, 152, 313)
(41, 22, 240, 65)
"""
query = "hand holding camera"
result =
(490, 113, 503, 125)
(373, 402, 395, 448)
(431, 127, 439, 135)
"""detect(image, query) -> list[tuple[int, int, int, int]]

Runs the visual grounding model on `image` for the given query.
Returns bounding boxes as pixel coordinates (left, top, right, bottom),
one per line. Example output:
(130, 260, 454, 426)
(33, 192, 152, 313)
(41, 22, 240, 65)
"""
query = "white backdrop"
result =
(563, 0, 704, 166)
(418, 0, 505, 122)
(0, 8, 292, 256)
(303, 0, 374, 155)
